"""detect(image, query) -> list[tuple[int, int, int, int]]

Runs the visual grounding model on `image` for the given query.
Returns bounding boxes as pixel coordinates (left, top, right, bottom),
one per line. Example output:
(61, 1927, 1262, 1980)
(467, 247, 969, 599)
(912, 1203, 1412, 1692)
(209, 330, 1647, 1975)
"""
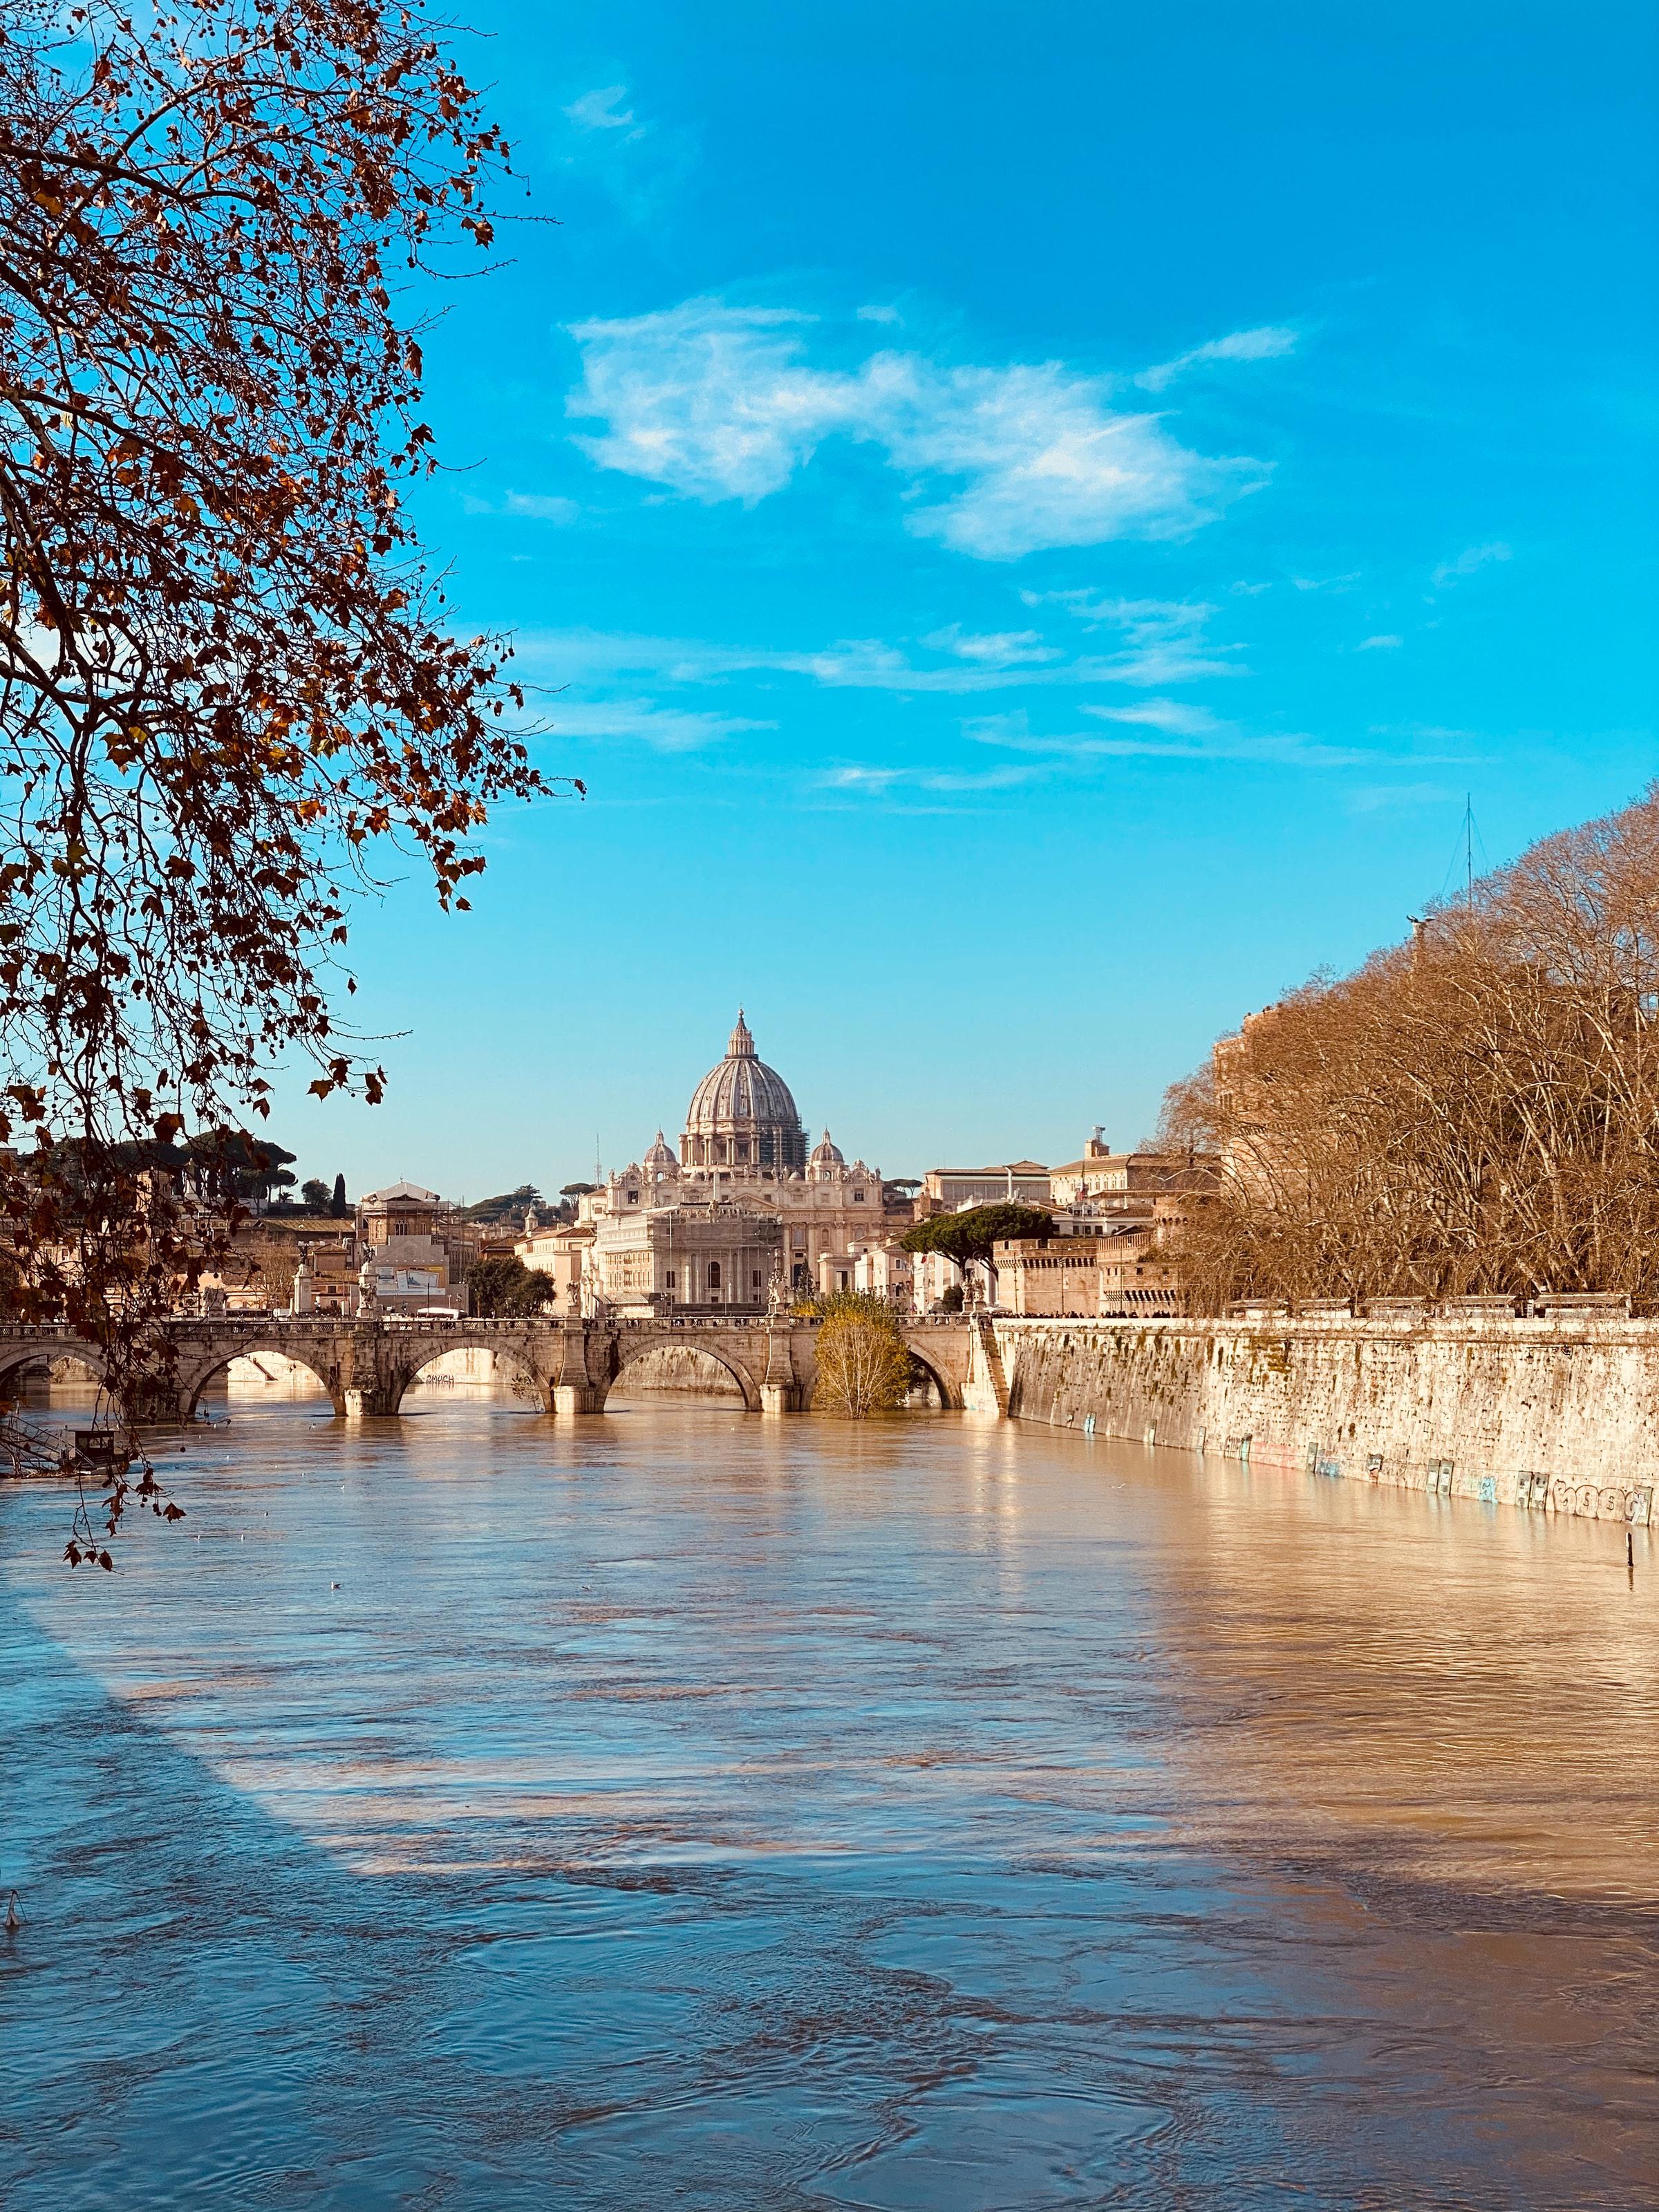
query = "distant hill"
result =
(459, 1183, 544, 1226)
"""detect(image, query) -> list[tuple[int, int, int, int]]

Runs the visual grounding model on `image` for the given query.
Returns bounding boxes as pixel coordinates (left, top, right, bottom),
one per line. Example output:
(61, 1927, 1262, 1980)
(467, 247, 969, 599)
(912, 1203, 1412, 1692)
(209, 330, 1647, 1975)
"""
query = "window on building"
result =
(626, 1191, 638, 1203)
(751, 1270, 762, 1287)
(837, 1271, 849, 1290)
(666, 1271, 677, 1290)
(853, 1191, 865, 1202)
(707, 1262, 722, 1289)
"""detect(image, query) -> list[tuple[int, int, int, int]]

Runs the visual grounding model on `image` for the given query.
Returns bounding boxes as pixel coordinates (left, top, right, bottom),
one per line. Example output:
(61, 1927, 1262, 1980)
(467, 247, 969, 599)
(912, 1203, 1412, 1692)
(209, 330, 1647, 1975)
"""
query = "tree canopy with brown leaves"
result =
(0, 0, 566, 1556)
(0, 0, 555, 1302)
(0, 0, 561, 1145)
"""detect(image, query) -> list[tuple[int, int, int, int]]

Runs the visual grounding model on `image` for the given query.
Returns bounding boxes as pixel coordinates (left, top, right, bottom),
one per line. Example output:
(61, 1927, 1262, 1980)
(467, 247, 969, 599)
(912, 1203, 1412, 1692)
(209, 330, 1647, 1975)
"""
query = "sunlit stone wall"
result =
(610, 1346, 747, 1398)
(995, 1315, 1659, 1526)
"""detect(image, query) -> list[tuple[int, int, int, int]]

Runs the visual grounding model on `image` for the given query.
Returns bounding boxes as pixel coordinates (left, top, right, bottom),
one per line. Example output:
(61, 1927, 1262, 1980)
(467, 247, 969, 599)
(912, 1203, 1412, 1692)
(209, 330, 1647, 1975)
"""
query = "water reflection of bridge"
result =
(0, 1312, 1000, 1423)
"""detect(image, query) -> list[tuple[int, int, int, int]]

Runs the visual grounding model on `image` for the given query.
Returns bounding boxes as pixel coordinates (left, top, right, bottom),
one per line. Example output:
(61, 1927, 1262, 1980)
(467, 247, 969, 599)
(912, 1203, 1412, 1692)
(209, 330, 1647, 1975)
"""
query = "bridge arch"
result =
(178, 1338, 343, 1418)
(901, 1346, 959, 1411)
(392, 1333, 550, 1412)
(0, 1336, 108, 1396)
(604, 1332, 762, 1412)
(897, 1329, 968, 1412)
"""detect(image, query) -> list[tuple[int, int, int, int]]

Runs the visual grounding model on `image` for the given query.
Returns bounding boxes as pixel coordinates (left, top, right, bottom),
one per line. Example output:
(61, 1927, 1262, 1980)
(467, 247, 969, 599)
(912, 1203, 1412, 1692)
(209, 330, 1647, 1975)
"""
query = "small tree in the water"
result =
(809, 1293, 914, 1418)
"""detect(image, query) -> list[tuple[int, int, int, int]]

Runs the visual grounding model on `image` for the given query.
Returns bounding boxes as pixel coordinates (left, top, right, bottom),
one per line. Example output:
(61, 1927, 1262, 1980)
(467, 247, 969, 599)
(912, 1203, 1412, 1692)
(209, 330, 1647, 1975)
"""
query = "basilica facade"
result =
(523, 1013, 889, 1313)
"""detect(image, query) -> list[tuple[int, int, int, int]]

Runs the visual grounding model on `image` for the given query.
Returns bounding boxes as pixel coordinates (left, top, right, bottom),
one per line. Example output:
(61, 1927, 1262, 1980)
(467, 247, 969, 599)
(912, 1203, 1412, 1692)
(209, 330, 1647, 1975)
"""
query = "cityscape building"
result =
(536, 1014, 891, 1312)
(1047, 1131, 1213, 1210)
(994, 1195, 1199, 1318)
(292, 1181, 472, 1316)
(921, 1160, 1051, 1210)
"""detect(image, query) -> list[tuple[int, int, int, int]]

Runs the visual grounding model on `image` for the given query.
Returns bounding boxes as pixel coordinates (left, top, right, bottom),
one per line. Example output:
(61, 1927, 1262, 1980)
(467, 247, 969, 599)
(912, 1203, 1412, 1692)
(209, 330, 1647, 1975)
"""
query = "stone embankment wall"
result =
(994, 1315, 1658, 1526)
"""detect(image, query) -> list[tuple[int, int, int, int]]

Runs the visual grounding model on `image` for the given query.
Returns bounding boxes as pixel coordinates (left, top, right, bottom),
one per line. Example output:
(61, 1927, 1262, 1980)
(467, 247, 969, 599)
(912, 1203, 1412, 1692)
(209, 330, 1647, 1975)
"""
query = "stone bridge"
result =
(0, 1312, 1002, 1423)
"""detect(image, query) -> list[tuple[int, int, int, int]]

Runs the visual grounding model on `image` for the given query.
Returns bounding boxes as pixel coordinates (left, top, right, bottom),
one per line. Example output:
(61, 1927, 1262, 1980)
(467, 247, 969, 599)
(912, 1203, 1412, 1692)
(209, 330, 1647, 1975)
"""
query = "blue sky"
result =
(280, 0, 1658, 1201)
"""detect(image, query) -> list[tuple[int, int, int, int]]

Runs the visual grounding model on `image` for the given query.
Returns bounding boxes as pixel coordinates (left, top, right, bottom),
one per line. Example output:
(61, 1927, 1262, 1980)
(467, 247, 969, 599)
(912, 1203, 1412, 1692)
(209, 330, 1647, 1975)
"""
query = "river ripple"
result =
(2, 1382, 1655, 2210)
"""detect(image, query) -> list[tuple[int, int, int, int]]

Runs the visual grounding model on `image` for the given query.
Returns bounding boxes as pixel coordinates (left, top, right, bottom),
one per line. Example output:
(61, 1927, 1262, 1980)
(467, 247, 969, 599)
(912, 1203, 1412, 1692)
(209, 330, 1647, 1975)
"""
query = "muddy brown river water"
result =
(1, 1378, 1656, 2209)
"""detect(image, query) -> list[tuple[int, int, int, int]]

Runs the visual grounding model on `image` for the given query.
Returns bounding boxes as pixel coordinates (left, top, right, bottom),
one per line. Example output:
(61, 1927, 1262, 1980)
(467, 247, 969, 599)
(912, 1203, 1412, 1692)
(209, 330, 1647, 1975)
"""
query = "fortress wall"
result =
(993, 1315, 1659, 1525)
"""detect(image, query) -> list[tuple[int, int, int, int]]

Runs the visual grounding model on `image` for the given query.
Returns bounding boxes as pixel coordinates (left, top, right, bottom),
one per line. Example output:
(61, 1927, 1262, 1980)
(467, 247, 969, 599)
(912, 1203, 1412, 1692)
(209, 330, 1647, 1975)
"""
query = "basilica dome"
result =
(682, 1012, 807, 1173)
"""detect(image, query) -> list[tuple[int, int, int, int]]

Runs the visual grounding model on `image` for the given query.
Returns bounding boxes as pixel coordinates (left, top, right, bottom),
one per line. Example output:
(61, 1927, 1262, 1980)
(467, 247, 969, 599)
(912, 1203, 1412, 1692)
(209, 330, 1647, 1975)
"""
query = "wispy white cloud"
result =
(566, 299, 1268, 558)
(1291, 571, 1360, 592)
(964, 707, 1371, 769)
(1136, 325, 1299, 393)
(818, 765, 906, 793)
(770, 638, 1096, 693)
(786, 641, 1027, 691)
(568, 303, 854, 503)
(923, 766, 1037, 791)
(519, 626, 1008, 695)
(1431, 541, 1512, 588)
(558, 83, 696, 223)
(546, 697, 775, 751)
(565, 84, 643, 133)
(816, 762, 1039, 799)
(921, 624, 1061, 666)
(1356, 632, 1403, 651)
(505, 491, 579, 523)
(872, 356, 1263, 557)
(1018, 593, 1243, 684)
(1083, 698, 1226, 737)
(517, 617, 1235, 695)
(856, 304, 901, 325)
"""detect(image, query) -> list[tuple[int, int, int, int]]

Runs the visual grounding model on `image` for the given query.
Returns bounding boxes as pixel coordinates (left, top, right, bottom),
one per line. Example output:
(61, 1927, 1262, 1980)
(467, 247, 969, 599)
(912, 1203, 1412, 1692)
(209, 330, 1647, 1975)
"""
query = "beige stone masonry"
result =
(993, 1313, 1659, 1524)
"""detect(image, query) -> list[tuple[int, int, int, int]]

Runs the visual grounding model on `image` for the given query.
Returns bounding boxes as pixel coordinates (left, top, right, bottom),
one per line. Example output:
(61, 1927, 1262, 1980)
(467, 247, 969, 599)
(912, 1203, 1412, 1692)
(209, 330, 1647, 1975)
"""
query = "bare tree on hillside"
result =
(1163, 786, 1659, 1311)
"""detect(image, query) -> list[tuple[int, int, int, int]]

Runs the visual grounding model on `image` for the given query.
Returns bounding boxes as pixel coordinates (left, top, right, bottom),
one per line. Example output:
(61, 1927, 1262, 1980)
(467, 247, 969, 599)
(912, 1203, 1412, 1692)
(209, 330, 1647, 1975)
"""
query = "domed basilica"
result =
(680, 1011, 807, 1173)
(559, 1013, 888, 1310)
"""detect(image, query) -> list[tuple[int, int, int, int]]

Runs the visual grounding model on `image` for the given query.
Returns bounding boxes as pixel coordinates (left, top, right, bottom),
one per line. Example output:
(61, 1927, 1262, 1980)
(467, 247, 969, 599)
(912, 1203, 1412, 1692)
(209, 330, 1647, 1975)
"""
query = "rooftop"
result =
(928, 1161, 1050, 1181)
(359, 1181, 444, 1206)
